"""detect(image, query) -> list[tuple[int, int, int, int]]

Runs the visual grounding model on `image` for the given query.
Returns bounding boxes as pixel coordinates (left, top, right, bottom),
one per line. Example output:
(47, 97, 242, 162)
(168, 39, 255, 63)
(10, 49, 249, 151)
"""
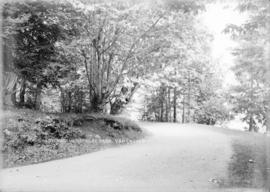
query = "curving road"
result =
(0, 123, 268, 192)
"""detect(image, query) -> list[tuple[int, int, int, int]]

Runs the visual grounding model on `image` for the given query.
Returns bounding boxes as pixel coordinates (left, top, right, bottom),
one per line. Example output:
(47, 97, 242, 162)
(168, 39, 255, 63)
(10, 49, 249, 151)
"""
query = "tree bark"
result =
(19, 79, 26, 106)
(79, 90, 83, 113)
(248, 115, 254, 132)
(11, 82, 17, 106)
(168, 88, 171, 122)
(182, 95, 185, 124)
(173, 87, 177, 122)
(187, 71, 191, 123)
(160, 86, 166, 122)
(60, 88, 65, 113)
(165, 87, 169, 122)
(160, 102, 164, 122)
(68, 91, 72, 112)
(3, 72, 17, 106)
(91, 95, 104, 113)
(34, 84, 42, 110)
(266, 110, 270, 134)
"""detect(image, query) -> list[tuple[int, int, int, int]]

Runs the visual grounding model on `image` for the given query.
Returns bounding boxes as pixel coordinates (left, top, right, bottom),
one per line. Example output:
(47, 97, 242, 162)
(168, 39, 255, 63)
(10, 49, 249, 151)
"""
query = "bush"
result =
(38, 117, 86, 140)
(3, 120, 38, 151)
(82, 114, 142, 132)
(194, 97, 232, 125)
(3, 116, 86, 152)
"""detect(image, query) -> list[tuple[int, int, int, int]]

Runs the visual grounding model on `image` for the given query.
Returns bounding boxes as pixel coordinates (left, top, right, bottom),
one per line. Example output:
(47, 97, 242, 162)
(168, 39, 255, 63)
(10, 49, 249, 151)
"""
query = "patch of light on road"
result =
(141, 123, 216, 138)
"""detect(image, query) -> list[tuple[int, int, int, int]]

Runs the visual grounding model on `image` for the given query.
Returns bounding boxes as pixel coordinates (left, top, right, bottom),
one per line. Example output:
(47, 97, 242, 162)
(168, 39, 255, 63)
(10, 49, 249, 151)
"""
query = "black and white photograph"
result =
(0, 0, 269, 191)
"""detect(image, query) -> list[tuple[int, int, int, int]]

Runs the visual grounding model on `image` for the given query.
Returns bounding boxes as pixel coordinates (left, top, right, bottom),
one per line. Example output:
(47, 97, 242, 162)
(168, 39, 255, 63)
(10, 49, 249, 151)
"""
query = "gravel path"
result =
(0, 123, 267, 192)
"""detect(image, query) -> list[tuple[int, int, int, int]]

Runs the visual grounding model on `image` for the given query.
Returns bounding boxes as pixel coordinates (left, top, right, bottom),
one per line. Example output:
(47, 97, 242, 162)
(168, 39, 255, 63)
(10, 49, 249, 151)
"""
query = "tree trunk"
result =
(182, 95, 185, 124)
(160, 102, 164, 122)
(110, 99, 124, 115)
(248, 115, 254, 132)
(59, 87, 66, 113)
(79, 90, 83, 113)
(19, 79, 26, 106)
(3, 72, 18, 106)
(266, 110, 270, 134)
(158, 86, 163, 122)
(187, 71, 191, 123)
(110, 84, 139, 115)
(11, 82, 17, 106)
(248, 78, 255, 132)
(165, 87, 169, 122)
(173, 87, 177, 122)
(168, 88, 171, 122)
(68, 91, 72, 112)
(91, 94, 104, 113)
(34, 84, 42, 110)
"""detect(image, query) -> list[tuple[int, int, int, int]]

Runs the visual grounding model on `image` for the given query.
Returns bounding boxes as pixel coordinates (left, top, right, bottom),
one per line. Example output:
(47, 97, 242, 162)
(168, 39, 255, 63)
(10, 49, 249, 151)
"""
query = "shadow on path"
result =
(220, 135, 270, 191)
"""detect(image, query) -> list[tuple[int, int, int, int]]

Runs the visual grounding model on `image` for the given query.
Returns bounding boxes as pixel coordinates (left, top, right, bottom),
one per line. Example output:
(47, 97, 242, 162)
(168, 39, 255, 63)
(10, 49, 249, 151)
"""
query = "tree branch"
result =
(107, 15, 163, 97)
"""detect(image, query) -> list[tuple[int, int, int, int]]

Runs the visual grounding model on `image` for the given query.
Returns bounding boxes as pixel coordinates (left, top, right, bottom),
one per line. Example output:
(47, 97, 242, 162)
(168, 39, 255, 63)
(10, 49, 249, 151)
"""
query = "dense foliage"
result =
(3, 1, 78, 109)
(3, 116, 85, 152)
(225, 0, 270, 132)
(3, 0, 220, 117)
(2, 0, 248, 127)
(141, 3, 231, 124)
(2, 108, 142, 167)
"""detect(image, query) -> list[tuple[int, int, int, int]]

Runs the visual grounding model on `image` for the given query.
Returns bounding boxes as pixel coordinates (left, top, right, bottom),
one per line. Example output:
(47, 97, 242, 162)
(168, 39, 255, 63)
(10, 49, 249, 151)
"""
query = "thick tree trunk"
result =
(91, 94, 104, 113)
(4, 82, 17, 106)
(110, 83, 140, 115)
(110, 99, 124, 115)
(11, 82, 17, 106)
(173, 87, 177, 122)
(3, 72, 18, 106)
(34, 84, 42, 110)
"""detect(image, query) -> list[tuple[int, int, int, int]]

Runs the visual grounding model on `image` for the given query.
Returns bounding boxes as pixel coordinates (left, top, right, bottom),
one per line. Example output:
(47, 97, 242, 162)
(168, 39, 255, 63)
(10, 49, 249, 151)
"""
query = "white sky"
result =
(200, 2, 249, 88)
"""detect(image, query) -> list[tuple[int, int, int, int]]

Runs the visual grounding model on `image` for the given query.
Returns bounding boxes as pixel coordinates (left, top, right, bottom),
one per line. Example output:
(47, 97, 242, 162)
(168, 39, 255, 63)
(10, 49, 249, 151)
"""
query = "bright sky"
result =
(199, 3, 255, 131)
(200, 2, 248, 88)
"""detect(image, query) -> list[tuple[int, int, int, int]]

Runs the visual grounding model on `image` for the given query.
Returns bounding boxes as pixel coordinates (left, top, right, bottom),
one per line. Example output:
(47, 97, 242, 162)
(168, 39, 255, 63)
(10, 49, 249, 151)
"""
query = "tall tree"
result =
(225, 0, 270, 132)
(2, 1, 77, 109)
(65, 2, 164, 113)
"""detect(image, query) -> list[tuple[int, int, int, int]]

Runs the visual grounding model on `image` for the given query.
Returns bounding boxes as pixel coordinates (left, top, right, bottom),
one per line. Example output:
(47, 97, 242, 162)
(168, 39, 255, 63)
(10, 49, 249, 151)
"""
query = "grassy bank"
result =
(1, 108, 144, 168)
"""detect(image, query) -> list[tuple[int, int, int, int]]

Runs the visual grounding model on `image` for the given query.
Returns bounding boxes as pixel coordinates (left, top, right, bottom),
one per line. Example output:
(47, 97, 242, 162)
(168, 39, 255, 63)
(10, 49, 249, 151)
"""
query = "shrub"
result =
(82, 113, 142, 132)
(38, 117, 86, 140)
(3, 116, 86, 152)
(3, 120, 38, 151)
(194, 97, 232, 125)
